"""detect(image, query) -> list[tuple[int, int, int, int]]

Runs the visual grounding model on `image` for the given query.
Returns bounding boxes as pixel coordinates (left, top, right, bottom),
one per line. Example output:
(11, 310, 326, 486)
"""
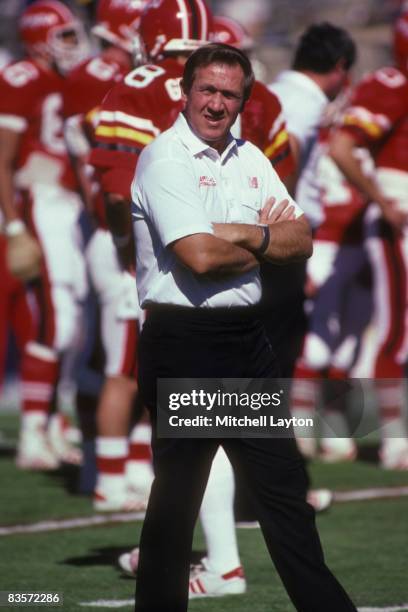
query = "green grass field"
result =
(1, 410, 408, 612)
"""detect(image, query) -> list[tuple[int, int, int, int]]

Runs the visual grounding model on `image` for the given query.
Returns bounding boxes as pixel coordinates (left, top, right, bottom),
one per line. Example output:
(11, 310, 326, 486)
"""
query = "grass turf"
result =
(1, 412, 408, 611)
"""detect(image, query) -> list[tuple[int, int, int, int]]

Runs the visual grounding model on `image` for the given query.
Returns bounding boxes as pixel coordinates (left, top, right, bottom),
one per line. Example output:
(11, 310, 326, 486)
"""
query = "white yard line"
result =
(80, 601, 133, 609)
(1, 485, 408, 537)
(359, 607, 408, 611)
(334, 486, 408, 502)
(0, 511, 145, 536)
(78, 601, 408, 610)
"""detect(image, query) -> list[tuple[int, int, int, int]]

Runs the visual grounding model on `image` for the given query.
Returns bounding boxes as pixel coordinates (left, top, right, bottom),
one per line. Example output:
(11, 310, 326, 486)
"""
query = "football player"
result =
(290, 110, 373, 462)
(64, 0, 151, 512)
(91, 1, 309, 597)
(91, 0, 247, 597)
(328, 9, 408, 469)
(0, 0, 89, 469)
(211, 15, 295, 184)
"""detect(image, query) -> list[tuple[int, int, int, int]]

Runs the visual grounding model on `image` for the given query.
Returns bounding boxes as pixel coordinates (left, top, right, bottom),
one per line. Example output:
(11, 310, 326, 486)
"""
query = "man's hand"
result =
(258, 196, 296, 225)
(377, 196, 408, 233)
(213, 198, 296, 244)
(6, 229, 42, 281)
(113, 233, 136, 274)
(212, 194, 311, 264)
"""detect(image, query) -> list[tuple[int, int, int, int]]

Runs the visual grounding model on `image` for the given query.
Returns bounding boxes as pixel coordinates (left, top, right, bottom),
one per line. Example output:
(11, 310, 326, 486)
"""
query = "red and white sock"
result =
(95, 436, 128, 499)
(126, 423, 153, 489)
(20, 342, 58, 432)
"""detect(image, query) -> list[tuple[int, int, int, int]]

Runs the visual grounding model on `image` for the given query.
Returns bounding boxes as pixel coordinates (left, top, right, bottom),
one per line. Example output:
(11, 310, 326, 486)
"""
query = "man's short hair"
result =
(182, 42, 255, 102)
(292, 22, 356, 73)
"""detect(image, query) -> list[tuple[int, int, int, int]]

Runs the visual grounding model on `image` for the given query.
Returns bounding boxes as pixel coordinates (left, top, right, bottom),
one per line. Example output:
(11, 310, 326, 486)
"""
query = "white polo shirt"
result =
(268, 70, 327, 153)
(269, 70, 328, 227)
(131, 113, 303, 309)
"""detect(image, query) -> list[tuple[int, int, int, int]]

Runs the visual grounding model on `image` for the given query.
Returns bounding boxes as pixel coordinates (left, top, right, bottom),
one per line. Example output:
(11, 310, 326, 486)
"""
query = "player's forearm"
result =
(213, 218, 312, 264)
(104, 192, 136, 271)
(105, 192, 132, 237)
(70, 155, 96, 213)
(0, 128, 22, 224)
(329, 132, 382, 205)
(0, 162, 19, 223)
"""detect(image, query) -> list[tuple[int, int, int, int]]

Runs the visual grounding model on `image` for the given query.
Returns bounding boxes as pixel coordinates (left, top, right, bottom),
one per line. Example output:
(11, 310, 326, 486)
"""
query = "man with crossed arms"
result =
(132, 42, 357, 612)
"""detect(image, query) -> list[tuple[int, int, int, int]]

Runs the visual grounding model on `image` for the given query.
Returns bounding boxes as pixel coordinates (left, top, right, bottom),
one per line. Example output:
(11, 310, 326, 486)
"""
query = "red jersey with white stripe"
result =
(90, 57, 184, 198)
(64, 53, 130, 226)
(240, 80, 294, 179)
(339, 66, 408, 172)
(0, 58, 76, 190)
(64, 54, 129, 129)
(314, 129, 368, 244)
(90, 58, 293, 199)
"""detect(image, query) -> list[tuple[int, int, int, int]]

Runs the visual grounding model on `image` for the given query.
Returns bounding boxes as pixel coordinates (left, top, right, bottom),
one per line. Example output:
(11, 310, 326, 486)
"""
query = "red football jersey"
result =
(313, 128, 368, 244)
(64, 53, 130, 226)
(90, 58, 293, 199)
(90, 57, 184, 198)
(339, 66, 408, 172)
(64, 54, 129, 124)
(241, 80, 294, 180)
(0, 58, 76, 190)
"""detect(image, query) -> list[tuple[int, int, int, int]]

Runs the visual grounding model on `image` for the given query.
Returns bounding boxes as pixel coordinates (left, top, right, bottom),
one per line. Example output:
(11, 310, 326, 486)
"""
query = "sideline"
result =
(79, 601, 408, 610)
(2, 485, 408, 537)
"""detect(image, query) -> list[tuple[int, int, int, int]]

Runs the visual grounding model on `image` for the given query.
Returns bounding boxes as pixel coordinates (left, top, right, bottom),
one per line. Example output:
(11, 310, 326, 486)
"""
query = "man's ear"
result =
(180, 79, 188, 103)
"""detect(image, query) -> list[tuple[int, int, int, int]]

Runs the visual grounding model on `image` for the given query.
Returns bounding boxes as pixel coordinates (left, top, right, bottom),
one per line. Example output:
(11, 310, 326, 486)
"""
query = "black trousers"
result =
(135, 307, 357, 612)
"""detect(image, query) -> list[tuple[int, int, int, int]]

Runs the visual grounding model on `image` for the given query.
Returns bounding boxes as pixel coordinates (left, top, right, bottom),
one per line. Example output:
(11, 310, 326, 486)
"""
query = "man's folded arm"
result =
(213, 214, 312, 264)
(169, 232, 260, 278)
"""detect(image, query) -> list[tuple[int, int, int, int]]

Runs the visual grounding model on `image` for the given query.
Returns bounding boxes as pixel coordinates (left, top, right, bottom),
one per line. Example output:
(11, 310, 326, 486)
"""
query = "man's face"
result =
(326, 64, 350, 101)
(182, 62, 245, 153)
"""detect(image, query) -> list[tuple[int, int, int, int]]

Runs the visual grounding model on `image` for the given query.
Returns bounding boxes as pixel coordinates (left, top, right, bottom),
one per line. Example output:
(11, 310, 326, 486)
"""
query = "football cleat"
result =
(118, 546, 140, 576)
(319, 438, 357, 463)
(126, 459, 154, 499)
(296, 437, 317, 459)
(188, 558, 246, 599)
(380, 439, 408, 470)
(93, 489, 147, 512)
(307, 488, 333, 513)
(47, 413, 83, 465)
(16, 426, 59, 471)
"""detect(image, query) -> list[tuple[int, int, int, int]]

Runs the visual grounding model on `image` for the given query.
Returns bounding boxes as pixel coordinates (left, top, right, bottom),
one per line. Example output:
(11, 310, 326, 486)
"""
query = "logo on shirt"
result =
(199, 176, 217, 187)
(248, 176, 259, 189)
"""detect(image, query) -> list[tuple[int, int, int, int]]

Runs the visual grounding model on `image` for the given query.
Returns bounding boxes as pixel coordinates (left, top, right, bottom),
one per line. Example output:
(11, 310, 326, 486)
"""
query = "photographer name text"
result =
(167, 415, 313, 428)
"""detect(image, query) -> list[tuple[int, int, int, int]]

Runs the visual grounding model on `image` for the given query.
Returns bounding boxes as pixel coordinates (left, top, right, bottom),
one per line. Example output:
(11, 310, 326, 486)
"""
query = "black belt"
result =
(145, 303, 259, 323)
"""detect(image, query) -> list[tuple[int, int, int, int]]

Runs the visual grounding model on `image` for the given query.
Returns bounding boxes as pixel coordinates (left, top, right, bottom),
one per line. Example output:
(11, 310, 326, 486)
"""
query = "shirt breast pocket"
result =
(240, 189, 261, 223)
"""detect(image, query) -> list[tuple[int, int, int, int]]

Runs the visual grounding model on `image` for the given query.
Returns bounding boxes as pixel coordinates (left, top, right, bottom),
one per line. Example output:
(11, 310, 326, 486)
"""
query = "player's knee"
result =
(53, 288, 81, 353)
(302, 333, 331, 370)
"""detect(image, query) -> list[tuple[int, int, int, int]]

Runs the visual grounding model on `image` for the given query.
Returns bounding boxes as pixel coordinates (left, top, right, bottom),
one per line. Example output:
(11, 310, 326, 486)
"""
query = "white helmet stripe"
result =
(195, 0, 208, 40)
(176, 0, 190, 40)
(36, 0, 74, 22)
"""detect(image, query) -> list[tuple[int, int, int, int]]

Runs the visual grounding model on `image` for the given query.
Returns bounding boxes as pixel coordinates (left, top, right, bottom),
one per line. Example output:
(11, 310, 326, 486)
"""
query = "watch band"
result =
(257, 224, 270, 254)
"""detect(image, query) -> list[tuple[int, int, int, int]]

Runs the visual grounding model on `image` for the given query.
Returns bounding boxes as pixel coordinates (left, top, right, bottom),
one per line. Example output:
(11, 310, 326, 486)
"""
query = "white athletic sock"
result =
(199, 447, 241, 573)
(127, 423, 153, 488)
(21, 411, 48, 431)
(95, 436, 128, 497)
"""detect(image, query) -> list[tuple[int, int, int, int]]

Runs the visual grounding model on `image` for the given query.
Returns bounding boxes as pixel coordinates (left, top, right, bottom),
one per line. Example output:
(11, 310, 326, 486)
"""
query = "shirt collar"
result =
(174, 112, 238, 161)
(276, 70, 328, 104)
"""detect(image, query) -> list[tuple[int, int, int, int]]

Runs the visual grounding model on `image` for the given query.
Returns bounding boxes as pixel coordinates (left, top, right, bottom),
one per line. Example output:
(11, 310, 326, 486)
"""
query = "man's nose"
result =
(208, 91, 224, 112)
